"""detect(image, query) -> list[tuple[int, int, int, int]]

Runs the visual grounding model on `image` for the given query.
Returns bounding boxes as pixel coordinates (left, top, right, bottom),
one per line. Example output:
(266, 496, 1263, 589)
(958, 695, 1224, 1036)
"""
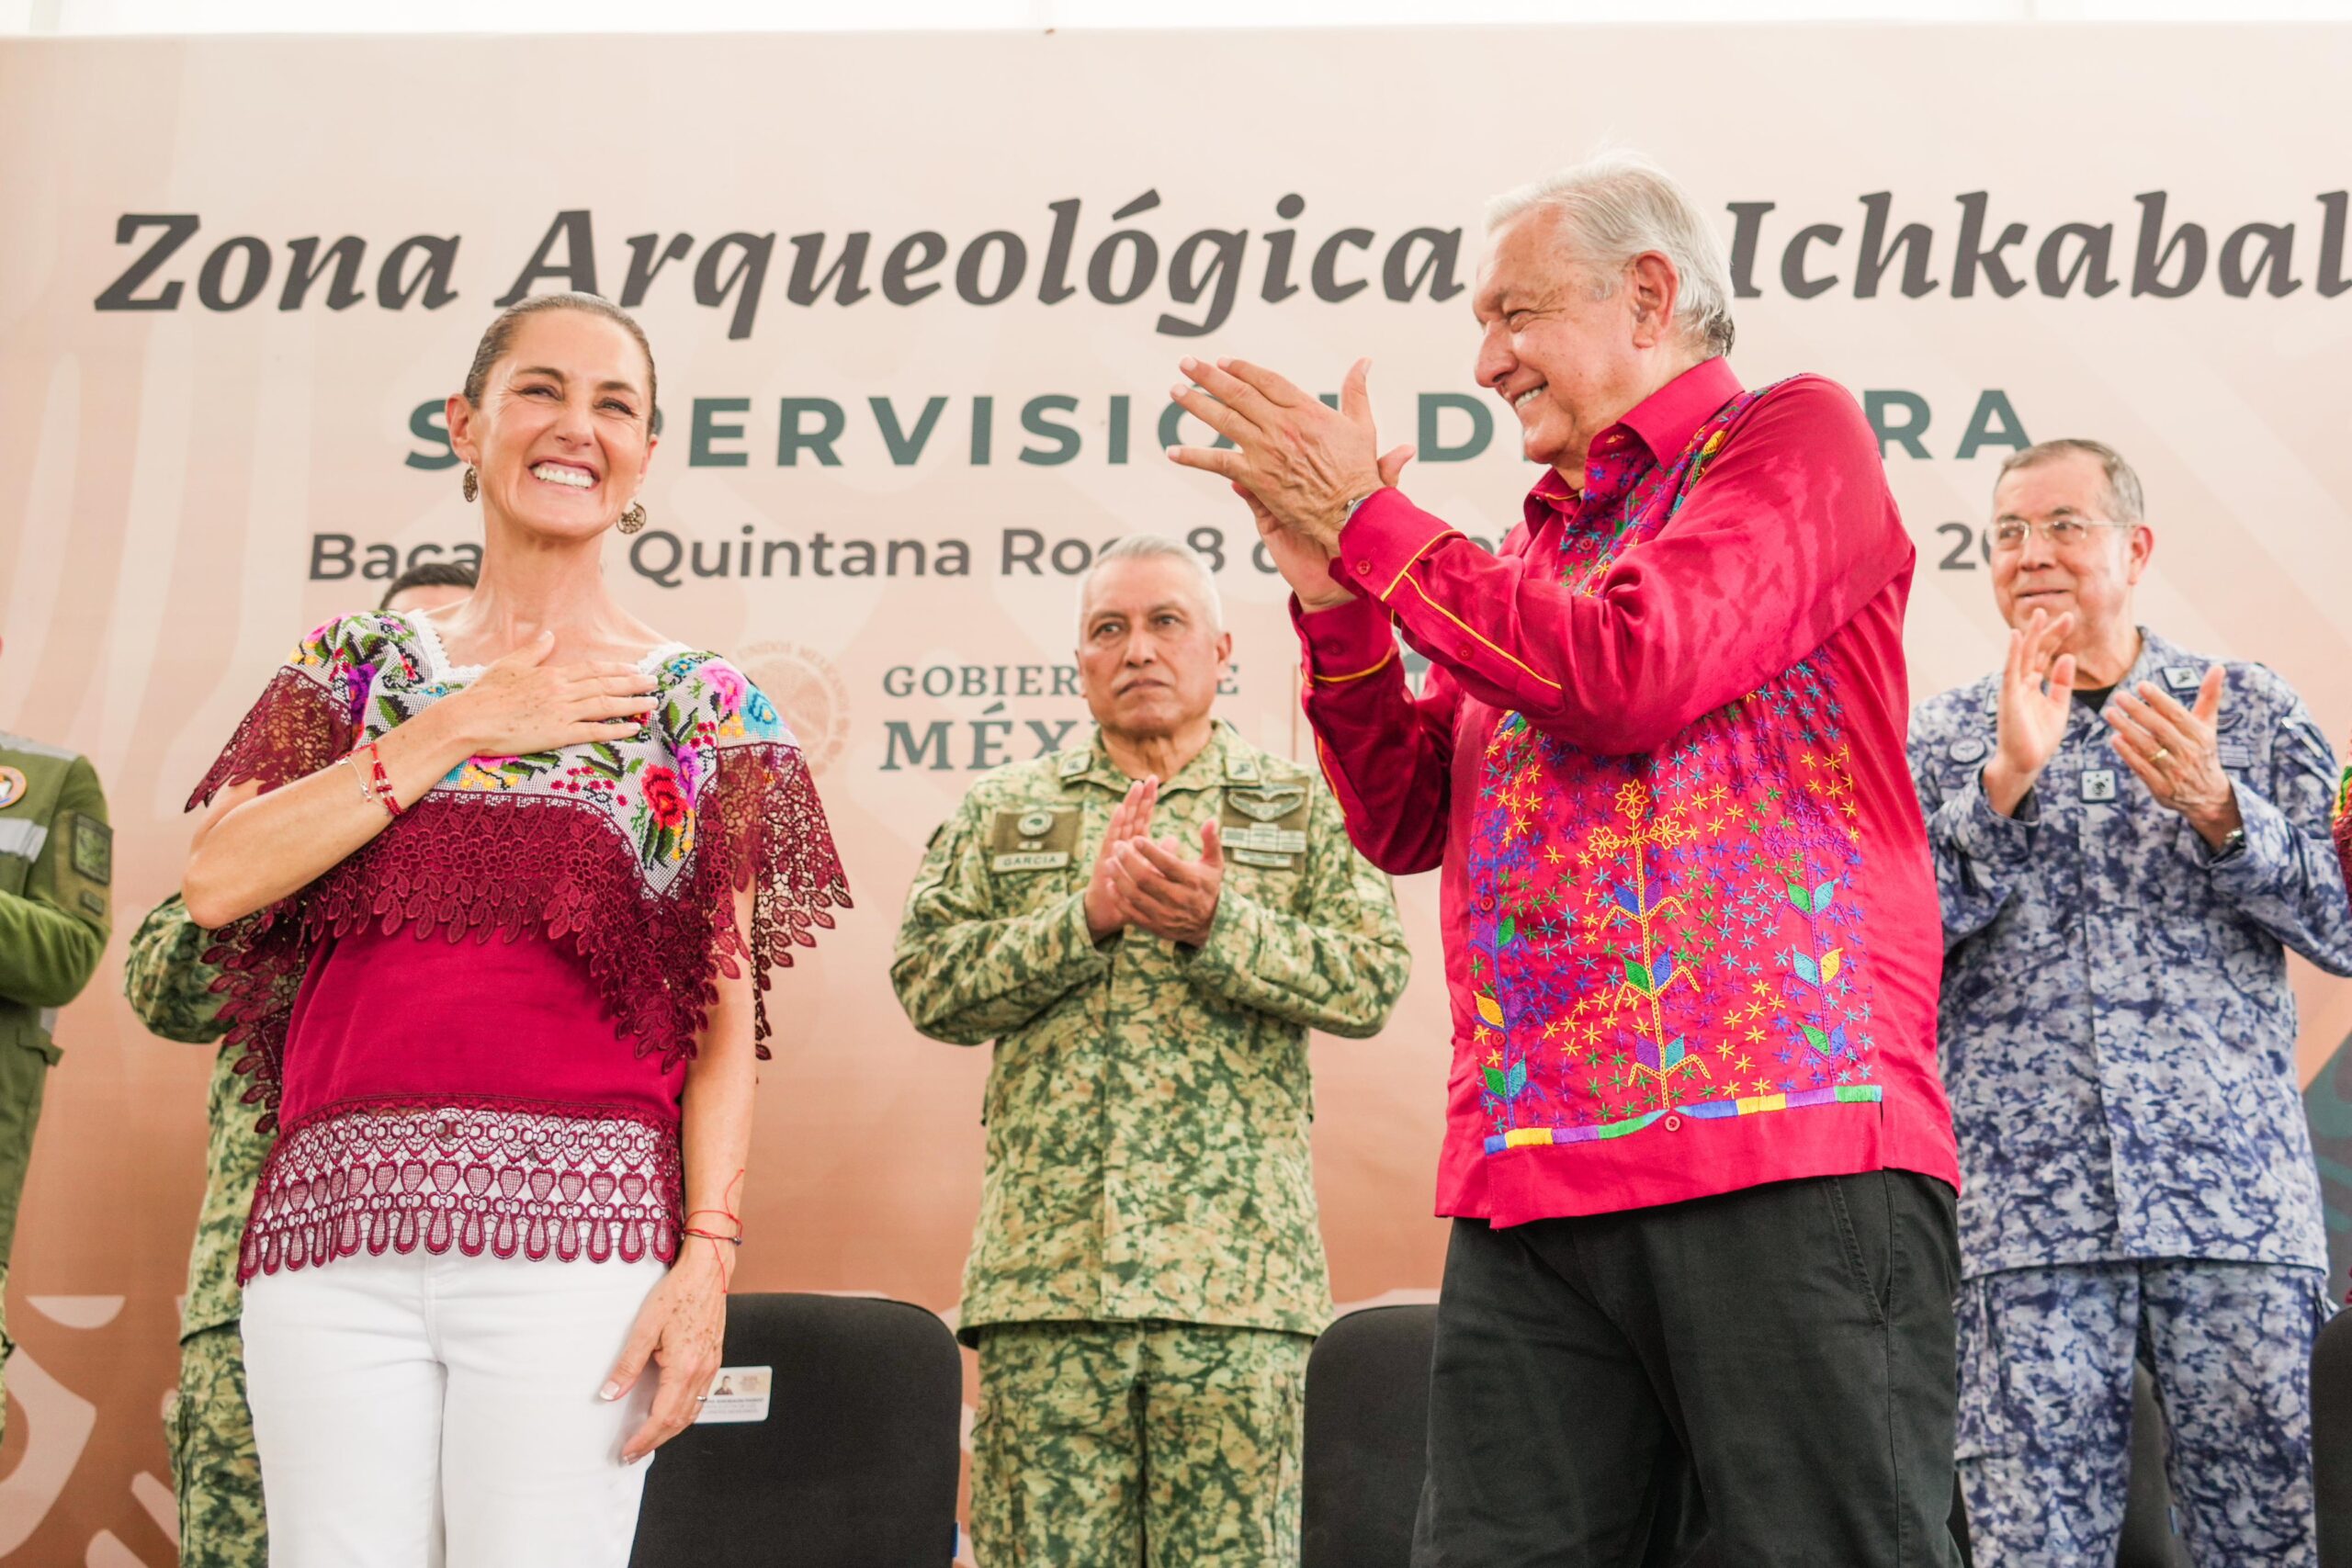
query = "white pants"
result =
(243, 1247, 669, 1568)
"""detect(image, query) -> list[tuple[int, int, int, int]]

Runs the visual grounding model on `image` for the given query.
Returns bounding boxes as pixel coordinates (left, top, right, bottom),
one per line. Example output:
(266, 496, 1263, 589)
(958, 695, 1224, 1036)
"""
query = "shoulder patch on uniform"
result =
(0, 766, 25, 810)
(71, 815, 111, 886)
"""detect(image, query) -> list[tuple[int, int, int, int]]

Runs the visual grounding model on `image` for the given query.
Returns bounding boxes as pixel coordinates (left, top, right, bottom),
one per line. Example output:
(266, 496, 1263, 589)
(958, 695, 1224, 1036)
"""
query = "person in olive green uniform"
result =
(121, 563, 475, 1568)
(892, 536, 1412, 1566)
(0, 671, 113, 1441)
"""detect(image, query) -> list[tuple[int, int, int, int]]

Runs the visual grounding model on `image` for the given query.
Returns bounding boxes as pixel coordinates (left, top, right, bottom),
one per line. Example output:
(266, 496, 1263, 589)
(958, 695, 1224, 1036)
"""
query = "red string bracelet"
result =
(360, 739, 401, 819)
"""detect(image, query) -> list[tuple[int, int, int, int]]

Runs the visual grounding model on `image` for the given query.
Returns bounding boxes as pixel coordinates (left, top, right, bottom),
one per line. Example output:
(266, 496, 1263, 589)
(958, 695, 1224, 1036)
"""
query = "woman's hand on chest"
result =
(428, 630, 661, 758)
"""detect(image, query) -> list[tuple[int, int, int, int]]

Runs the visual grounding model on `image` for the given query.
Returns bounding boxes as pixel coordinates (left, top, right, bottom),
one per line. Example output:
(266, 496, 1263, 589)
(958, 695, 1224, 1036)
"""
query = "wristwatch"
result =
(2208, 826, 2248, 864)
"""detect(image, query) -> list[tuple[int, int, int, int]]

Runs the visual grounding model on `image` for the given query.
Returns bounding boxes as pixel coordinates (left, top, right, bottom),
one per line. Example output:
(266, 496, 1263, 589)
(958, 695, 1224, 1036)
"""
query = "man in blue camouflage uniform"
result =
(1910, 438, 2352, 1565)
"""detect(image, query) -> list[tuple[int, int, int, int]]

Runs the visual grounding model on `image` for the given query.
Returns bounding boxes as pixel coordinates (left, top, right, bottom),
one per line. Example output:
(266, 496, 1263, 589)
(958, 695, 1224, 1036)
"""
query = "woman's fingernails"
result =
(599, 1382, 620, 1402)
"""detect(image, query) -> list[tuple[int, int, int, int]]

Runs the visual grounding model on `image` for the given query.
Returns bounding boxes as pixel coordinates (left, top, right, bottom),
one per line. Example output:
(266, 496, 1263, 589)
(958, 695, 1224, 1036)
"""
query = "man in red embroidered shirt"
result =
(1170, 152, 1964, 1564)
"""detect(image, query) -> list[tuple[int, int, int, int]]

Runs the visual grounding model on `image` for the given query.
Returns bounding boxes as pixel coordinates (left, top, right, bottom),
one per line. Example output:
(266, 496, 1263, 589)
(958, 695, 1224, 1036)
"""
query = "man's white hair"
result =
(1485, 150, 1737, 358)
(1076, 534, 1225, 637)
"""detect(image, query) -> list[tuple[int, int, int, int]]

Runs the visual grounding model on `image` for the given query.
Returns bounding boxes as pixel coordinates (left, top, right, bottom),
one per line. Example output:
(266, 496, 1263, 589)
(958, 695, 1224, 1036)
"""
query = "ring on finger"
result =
(2150, 746, 2171, 766)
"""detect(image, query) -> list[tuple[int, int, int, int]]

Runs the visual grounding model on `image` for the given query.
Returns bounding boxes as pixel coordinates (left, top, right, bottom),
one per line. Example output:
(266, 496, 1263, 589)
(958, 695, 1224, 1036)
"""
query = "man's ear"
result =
(1626, 252, 1681, 350)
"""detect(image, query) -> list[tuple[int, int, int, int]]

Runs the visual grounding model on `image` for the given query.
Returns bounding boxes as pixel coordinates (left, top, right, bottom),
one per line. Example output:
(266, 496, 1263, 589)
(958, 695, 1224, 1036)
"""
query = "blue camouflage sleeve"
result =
(1908, 685, 2036, 953)
(2195, 664, 2352, 976)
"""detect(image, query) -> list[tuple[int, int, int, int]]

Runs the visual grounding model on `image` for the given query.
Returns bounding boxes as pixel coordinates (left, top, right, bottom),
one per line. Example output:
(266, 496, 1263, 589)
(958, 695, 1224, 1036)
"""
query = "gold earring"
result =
(460, 466, 478, 502)
(619, 502, 647, 535)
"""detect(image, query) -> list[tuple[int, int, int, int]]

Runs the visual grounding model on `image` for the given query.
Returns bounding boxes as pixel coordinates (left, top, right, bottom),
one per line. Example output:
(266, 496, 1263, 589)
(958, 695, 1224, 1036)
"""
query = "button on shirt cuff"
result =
(1332, 489, 1461, 604)
(1291, 591, 1396, 682)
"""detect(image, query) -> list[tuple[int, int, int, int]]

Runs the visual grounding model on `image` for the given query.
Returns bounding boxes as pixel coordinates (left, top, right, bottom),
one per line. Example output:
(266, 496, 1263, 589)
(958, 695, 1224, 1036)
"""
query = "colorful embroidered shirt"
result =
(188, 611, 848, 1281)
(890, 723, 1410, 1342)
(1918, 628, 2352, 1279)
(1294, 357, 1959, 1227)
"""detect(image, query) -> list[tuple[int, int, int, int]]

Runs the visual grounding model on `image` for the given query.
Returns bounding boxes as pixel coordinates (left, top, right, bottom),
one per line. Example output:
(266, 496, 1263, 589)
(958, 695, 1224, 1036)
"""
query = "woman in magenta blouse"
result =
(182, 293, 847, 1568)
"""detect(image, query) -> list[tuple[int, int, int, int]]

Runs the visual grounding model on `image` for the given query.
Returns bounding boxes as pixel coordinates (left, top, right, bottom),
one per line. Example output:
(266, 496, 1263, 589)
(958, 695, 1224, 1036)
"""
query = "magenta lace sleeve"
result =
(704, 742, 852, 1058)
(187, 665, 356, 811)
(187, 654, 359, 1133)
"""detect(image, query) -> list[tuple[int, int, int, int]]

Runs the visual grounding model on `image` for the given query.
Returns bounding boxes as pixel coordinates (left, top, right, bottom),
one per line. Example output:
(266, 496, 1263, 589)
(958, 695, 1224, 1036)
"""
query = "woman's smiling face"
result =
(448, 308, 657, 544)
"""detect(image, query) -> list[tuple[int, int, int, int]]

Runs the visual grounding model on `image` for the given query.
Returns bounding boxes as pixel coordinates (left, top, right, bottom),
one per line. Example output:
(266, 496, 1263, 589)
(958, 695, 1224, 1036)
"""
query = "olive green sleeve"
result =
(0, 756, 110, 1011)
(889, 797, 1113, 1046)
(1177, 786, 1412, 1039)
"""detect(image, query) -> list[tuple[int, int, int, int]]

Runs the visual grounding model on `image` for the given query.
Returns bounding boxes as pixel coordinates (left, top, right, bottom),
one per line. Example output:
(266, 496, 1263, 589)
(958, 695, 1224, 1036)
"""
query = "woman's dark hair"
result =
(460, 292, 657, 425)
(378, 559, 480, 610)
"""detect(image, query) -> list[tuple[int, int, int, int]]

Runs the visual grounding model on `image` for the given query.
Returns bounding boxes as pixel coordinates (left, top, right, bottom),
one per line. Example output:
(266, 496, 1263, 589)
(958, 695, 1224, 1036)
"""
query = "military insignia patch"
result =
(1949, 739, 1987, 765)
(2082, 768, 2118, 803)
(2162, 665, 2202, 692)
(1227, 787, 1308, 823)
(989, 806, 1080, 872)
(72, 815, 112, 885)
(1221, 784, 1311, 867)
(0, 766, 25, 809)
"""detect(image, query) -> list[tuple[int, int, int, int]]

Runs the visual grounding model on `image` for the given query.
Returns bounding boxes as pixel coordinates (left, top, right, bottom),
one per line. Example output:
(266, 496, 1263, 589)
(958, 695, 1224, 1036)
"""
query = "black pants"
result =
(1412, 1169, 1962, 1568)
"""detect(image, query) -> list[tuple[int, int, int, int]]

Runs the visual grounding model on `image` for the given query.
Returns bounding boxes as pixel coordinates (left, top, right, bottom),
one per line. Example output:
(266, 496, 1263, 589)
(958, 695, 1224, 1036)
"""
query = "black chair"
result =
(1301, 1303, 1439, 1568)
(2315, 1309, 2352, 1566)
(628, 1292, 963, 1568)
(2118, 1359, 2190, 1567)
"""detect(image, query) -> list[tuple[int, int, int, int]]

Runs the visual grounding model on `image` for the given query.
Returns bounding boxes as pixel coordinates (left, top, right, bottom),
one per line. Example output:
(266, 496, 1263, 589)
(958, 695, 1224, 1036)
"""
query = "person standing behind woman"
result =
(180, 293, 849, 1568)
(130, 560, 475, 1568)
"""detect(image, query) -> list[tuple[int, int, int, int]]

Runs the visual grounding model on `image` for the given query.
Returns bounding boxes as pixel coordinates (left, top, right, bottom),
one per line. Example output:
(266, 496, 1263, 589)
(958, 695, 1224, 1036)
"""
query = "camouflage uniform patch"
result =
(971, 1320, 1307, 1568)
(1958, 1259, 2331, 1565)
(166, 1322, 266, 1568)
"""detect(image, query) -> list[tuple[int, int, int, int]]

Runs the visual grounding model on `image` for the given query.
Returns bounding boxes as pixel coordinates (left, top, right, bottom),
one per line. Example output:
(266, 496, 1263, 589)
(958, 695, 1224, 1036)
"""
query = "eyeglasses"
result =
(1987, 517, 2132, 553)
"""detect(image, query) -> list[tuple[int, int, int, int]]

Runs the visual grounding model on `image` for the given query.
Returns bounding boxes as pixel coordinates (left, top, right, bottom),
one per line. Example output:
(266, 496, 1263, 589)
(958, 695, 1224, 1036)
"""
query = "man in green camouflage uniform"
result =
(124, 894, 268, 1567)
(123, 564, 475, 1567)
(892, 536, 1412, 1566)
(0, 694, 112, 1440)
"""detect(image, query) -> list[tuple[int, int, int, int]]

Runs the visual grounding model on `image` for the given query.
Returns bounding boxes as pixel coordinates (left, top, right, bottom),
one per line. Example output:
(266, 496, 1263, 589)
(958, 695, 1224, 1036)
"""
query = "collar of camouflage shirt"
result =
(1055, 719, 1264, 795)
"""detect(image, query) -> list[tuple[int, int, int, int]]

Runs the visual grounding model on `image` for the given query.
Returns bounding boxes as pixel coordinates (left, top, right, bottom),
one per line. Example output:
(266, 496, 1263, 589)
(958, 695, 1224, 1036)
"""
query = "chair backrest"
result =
(2116, 1359, 2191, 1568)
(2316, 1309, 2352, 1567)
(1301, 1303, 1438, 1568)
(629, 1292, 964, 1568)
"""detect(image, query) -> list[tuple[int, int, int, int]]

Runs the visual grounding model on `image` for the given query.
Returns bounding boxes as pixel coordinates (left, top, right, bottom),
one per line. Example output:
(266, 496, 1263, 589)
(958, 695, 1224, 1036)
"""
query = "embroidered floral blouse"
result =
(189, 611, 848, 1281)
